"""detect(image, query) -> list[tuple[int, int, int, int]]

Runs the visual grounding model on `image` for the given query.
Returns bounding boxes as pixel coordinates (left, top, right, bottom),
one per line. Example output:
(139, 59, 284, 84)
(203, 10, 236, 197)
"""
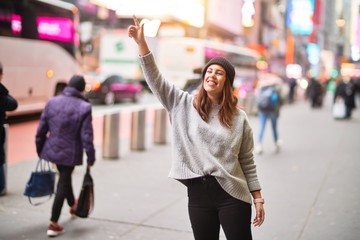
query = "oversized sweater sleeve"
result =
(238, 118, 261, 192)
(139, 52, 189, 112)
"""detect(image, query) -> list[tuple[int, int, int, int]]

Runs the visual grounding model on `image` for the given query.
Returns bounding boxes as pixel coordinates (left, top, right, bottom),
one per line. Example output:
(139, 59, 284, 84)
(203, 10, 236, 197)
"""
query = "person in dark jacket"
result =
(334, 76, 356, 119)
(0, 62, 18, 196)
(35, 75, 95, 237)
(287, 77, 297, 104)
(306, 77, 324, 108)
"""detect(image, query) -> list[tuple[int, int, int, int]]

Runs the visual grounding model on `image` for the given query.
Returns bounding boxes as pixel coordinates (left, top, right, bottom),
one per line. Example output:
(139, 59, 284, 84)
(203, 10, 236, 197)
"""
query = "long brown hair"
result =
(193, 77, 239, 128)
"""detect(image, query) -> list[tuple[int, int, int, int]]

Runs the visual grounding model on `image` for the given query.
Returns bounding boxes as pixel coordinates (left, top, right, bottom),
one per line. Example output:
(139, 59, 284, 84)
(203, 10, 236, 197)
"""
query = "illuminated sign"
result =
(286, 64, 302, 78)
(306, 43, 320, 65)
(37, 17, 74, 42)
(287, 0, 314, 35)
(242, 0, 255, 28)
(11, 14, 74, 42)
(205, 47, 225, 58)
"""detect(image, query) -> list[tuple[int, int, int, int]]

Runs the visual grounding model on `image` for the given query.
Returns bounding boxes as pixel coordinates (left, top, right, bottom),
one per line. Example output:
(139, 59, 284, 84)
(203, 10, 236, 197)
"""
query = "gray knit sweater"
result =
(139, 52, 261, 204)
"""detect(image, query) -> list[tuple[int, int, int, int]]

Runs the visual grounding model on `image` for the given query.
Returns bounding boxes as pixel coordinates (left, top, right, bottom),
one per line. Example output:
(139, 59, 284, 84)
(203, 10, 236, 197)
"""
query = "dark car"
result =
(84, 74, 143, 105)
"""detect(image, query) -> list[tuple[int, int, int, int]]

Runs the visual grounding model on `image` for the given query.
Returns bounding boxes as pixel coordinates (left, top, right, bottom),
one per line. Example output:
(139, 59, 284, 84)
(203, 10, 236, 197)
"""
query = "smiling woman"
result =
(128, 15, 265, 240)
(201, 57, 235, 105)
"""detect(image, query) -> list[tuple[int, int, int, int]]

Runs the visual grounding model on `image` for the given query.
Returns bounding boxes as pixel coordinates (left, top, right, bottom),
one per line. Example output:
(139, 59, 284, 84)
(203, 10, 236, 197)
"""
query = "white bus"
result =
(155, 37, 261, 95)
(0, 0, 82, 116)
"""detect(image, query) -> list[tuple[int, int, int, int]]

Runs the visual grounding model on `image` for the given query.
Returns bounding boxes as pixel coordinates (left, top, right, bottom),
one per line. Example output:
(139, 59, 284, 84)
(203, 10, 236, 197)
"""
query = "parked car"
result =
(84, 74, 143, 105)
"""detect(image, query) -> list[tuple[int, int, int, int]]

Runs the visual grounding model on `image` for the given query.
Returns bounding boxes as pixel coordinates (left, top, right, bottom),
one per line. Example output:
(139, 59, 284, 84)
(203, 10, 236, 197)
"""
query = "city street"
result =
(0, 95, 359, 240)
(5, 93, 161, 164)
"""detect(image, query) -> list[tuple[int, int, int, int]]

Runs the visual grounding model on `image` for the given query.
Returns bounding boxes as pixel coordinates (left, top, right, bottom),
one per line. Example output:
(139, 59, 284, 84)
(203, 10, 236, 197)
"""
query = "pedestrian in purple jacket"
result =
(35, 75, 95, 237)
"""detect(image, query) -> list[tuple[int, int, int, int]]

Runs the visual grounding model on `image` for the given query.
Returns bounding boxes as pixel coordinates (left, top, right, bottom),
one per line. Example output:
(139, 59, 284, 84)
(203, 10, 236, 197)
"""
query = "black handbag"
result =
(24, 159, 56, 206)
(75, 167, 94, 218)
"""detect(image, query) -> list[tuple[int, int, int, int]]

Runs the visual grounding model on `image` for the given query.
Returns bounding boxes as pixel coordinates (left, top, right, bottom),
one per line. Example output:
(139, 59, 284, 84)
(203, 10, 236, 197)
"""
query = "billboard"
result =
(11, 14, 74, 42)
(287, 0, 315, 35)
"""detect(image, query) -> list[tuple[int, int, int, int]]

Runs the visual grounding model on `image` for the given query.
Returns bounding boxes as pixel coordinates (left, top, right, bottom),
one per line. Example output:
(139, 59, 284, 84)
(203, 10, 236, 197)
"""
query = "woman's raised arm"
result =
(127, 15, 150, 56)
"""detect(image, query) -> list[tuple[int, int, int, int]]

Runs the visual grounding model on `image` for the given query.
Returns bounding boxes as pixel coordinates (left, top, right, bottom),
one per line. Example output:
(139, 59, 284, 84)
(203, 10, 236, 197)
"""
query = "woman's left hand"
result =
(253, 203, 265, 227)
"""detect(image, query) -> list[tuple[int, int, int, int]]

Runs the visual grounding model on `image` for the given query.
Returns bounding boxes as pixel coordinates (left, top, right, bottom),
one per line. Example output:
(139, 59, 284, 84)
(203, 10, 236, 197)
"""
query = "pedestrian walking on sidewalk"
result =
(334, 75, 356, 119)
(287, 77, 297, 104)
(35, 75, 96, 237)
(128, 16, 264, 240)
(306, 74, 325, 108)
(0, 62, 18, 196)
(254, 73, 284, 155)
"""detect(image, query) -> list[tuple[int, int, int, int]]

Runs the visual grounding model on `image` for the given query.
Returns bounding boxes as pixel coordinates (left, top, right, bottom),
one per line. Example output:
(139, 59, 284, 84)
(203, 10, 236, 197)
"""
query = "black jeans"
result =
(51, 165, 75, 222)
(186, 176, 252, 240)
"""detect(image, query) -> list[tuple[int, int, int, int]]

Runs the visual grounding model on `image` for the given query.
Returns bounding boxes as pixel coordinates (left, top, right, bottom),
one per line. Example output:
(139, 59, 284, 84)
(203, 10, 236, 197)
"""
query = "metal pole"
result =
(245, 93, 255, 115)
(102, 113, 120, 159)
(130, 110, 146, 151)
(0, 124, 8, 196)
(153, 108, 167, 144)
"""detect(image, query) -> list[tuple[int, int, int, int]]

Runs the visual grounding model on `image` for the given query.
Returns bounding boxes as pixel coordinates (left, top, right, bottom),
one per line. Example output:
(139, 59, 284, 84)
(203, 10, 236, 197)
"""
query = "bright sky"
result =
(90, 0, 204, 27)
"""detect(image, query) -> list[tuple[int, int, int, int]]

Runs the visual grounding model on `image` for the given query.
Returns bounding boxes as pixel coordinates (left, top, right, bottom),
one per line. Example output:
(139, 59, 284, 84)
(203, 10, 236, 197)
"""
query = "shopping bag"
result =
(333, 98, 346, 119)
(24, 159, 55, 206)
(75, 167, 94, 218)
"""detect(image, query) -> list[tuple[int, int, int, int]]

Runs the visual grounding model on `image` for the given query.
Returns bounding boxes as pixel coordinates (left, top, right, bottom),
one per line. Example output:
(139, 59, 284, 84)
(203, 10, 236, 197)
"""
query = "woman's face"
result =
(203, 64, 226, 99)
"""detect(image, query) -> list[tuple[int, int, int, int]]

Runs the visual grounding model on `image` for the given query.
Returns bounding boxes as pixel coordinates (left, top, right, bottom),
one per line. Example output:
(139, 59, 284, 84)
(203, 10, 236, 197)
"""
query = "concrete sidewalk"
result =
(1, 96, 360, 240)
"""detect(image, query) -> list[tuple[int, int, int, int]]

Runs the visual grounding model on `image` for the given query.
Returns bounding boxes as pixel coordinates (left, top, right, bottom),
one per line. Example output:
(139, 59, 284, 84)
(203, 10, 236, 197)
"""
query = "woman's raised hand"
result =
(128, 15, 144, 45)
(127, 15, 149, 55)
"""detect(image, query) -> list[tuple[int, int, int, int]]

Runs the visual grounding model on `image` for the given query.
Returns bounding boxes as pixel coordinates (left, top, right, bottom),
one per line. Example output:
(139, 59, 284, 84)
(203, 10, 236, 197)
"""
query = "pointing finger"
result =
(133, 15, 140, 27)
